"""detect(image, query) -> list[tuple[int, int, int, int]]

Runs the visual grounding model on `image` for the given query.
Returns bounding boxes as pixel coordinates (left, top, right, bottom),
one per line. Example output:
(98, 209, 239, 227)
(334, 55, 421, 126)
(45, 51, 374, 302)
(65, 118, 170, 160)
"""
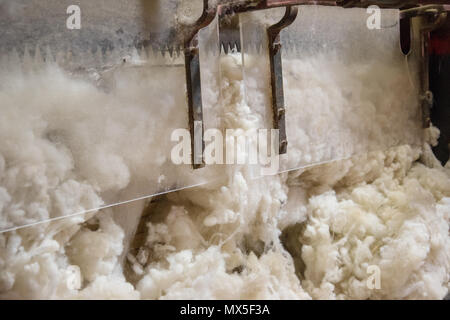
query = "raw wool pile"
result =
(130, 55, 450, 299)
(291, 146, 450, 299)
(0, 54, 449, 300)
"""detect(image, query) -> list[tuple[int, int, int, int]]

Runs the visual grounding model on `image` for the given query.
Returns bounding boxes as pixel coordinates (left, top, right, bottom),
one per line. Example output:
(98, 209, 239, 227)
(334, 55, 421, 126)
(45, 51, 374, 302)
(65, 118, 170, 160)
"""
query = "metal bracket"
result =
(337, 1, 449, 9)
(184, 0, 217, 169)
(183, 0, 450, 168)
(267, 6, 299, 155)
(337, 0, 417, 8)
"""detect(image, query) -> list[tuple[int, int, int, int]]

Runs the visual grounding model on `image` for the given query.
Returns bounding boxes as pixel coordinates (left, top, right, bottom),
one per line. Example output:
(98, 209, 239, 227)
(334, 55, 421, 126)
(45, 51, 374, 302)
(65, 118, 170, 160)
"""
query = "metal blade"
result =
(0, 0, 225, 233)
(0, 0, 187, 71)
(219, 12, 242, 53)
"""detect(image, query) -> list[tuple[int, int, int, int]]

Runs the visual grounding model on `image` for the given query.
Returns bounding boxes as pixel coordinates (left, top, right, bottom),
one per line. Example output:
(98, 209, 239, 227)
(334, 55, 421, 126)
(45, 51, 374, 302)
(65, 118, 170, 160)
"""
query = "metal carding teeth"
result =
(235, 41, 242, 53)
(168, 47, 174, 58)
(219, 10, 241, 54)
(220, 42, 228, 54)
(220, 41, 241, 54)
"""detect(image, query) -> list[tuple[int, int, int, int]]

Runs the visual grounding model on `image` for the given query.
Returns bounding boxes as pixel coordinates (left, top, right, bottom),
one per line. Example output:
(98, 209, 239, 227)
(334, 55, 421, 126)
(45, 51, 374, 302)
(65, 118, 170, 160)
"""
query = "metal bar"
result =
(219, 0, 450, 12)
(267, 6, 299, 155)
(185, 45, 205, 168)
(184, 0, 217, 169)
(267, 0, 337, 7)
(401, 4, 450, 18)
(338, 0, 450, 8)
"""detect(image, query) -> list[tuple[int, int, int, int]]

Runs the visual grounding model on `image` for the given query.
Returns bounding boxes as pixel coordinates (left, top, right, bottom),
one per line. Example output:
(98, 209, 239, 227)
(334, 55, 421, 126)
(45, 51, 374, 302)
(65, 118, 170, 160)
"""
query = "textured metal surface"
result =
(1, 0, 447, 64)
(267, 6, 298, 155)
(185, 46, 206, 168)
(184, 0, 218, 168)
(0, 0, 189, 71)
(219, 12, 241, 53)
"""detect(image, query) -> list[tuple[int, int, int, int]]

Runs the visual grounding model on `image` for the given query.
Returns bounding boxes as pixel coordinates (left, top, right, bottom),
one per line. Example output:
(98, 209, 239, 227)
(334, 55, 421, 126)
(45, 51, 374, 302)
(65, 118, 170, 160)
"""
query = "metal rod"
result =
(218, 0, 450, 13)
(184, 0, 217, 169)
(267, 6, 299, 155)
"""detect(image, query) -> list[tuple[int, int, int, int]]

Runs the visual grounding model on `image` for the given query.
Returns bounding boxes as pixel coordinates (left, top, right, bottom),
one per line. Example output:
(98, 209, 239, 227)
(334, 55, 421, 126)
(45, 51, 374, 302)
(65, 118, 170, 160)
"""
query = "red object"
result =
(430, 18, 450, 55)
(430, 36, 450, 55)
